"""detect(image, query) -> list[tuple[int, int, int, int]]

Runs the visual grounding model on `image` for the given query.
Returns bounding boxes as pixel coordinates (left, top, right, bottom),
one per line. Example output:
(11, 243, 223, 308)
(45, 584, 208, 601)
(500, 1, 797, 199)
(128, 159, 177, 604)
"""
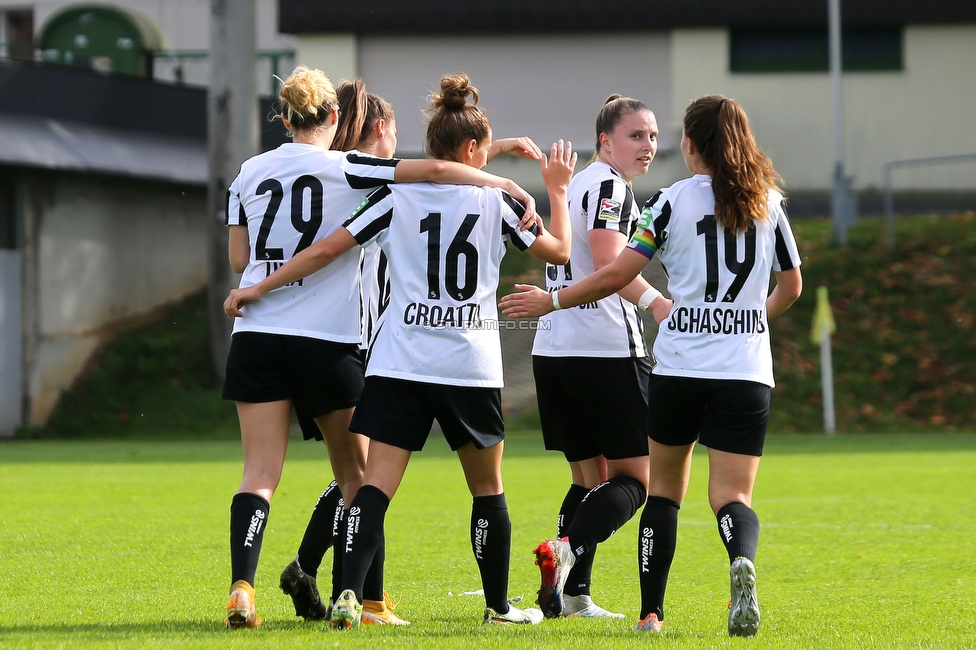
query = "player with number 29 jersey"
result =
(227, 145, 398, 342)
(631, 177, 800, 387)
(344, 182, 538, 387)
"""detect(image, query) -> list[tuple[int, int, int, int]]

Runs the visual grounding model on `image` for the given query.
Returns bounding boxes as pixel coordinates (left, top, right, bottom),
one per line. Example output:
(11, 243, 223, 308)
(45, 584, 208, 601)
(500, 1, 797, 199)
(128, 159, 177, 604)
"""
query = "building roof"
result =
(0, 61, 286, 184)
(279, 0, 976, 34)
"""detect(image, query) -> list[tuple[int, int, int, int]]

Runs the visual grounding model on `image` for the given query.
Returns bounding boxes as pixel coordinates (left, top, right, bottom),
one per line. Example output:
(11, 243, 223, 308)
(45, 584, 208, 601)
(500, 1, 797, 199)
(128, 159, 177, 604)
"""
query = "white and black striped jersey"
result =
(343, 183, 538, 387)
(628, 174, 801, 386)
(226, 145, 399, 342)
(532, 160, 647, 358)
(359, 243, 390, 351)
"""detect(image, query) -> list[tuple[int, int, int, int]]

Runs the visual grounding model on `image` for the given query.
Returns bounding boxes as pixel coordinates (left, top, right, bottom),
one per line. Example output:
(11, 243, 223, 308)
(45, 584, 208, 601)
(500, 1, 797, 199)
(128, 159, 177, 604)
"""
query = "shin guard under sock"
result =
(471, 493, 512, 613)
(565, 475, 646, 558)
(638, 495, 679, 621)
(230, 492, 270, 586)
(716, 502, 760, 563)
(559, 484, 595, 597)
(296, 481, 342, 576)
(341, 485, 389, 602)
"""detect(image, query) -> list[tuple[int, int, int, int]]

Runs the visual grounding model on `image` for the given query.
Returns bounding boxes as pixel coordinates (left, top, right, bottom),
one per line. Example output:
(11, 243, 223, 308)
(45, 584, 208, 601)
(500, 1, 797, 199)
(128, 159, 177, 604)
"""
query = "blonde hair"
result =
(277, 66, 338, 137)
(424, 73, 491, 162)
(683, 95, 783, 233)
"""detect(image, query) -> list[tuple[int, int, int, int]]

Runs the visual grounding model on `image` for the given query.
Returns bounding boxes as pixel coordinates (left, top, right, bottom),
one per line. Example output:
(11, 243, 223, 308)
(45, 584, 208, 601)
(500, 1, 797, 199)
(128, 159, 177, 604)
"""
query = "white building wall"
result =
(296, 31, 678, 201)
(671, 26, 976, 192)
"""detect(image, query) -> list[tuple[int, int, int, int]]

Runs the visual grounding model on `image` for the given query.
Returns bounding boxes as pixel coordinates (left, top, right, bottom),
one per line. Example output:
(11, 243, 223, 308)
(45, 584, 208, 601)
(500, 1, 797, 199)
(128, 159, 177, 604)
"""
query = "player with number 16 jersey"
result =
(344, 183, 536, 387)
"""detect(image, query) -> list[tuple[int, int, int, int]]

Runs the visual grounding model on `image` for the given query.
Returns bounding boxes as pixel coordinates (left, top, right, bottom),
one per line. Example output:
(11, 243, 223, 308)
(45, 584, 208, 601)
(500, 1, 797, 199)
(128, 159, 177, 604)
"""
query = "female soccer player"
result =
(529, 95, 670, 618)
(221, 66, 540, 629)
(500, 94, 802, 636)
(224, 72, 575, 628)
(280, 84, 545, 625)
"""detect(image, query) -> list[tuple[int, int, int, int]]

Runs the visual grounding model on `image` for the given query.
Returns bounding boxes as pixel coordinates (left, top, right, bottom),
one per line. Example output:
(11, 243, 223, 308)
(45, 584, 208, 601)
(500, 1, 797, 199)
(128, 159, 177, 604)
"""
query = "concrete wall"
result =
(0, 249, 20, 434)
(18, 171, 207, 427)
(671, 26, 976, 193)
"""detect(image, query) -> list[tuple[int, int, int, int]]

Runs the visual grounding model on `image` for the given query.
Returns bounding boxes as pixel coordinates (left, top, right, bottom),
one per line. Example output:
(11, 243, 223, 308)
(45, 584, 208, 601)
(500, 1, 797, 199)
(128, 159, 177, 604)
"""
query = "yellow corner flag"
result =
(810, 286, 836, 344)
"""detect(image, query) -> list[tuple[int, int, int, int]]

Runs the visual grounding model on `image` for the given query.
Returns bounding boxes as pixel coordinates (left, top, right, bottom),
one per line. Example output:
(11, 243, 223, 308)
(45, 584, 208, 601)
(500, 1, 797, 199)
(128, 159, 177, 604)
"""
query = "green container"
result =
(38, 3, 168, 77)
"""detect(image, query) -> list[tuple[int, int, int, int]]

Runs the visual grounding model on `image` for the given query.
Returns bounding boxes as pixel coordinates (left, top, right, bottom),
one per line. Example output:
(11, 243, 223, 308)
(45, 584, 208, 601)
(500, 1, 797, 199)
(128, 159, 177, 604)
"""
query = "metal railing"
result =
(0, 42, 294, 96)
(152, 49, 295, 95)
(882, 153, 976, 250)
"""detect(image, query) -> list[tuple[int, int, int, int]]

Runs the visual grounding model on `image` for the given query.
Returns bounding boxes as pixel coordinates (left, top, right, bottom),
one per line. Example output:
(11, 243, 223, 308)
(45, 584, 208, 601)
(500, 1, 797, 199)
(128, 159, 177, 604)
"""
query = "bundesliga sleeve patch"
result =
(598, 198, 622, 222)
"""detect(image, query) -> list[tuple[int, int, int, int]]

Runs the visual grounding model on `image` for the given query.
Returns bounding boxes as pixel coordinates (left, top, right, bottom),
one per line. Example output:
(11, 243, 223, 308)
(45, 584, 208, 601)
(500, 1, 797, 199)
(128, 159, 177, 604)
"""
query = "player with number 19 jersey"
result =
(343, 182, 538, 387)
(631, 175, 801, 386)
(226, 144, 399, 342)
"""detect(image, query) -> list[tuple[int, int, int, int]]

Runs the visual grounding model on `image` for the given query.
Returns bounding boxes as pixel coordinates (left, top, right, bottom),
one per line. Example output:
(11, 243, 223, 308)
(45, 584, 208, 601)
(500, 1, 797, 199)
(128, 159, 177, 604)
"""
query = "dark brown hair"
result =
(683, 95, 782, 233)
(592, 94, 651, 161)
(424, 73, 491, 162)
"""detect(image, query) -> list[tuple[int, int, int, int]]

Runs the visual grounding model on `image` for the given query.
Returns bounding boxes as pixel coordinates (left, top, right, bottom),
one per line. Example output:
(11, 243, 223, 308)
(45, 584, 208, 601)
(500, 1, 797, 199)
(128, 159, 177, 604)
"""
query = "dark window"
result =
(730, 27, 903, 73)
(0, 172, 16, 250)
(4, 10, 34, 61)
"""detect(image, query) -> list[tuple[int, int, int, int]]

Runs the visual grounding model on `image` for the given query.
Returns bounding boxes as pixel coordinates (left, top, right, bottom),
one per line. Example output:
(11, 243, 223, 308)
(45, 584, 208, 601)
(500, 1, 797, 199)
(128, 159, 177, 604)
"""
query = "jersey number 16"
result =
(420, 212, 481, 302)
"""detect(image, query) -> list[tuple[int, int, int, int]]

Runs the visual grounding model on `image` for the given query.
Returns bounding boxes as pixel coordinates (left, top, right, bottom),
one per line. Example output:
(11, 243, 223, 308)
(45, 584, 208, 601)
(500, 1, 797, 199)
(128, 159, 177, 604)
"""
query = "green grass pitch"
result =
(2, 432, 974, 649)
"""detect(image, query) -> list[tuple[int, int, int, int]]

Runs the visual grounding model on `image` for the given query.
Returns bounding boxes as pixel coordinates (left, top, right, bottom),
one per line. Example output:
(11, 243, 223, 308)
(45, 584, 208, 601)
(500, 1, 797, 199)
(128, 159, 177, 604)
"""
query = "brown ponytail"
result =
(683, 95, 782, 233)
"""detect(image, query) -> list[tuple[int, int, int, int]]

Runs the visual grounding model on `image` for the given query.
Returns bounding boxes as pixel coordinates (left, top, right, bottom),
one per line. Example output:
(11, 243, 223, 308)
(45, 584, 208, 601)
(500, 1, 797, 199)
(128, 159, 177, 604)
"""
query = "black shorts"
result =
(349, 376, 504, 452)
(646, 375, 770, 456)
(533, 355, 651, 462)
(223, 332, 365, 440)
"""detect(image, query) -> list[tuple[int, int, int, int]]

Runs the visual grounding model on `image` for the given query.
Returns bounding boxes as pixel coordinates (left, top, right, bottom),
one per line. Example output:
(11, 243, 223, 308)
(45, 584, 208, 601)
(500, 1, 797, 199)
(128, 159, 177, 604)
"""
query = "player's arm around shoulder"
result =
(223, 228, 358, 318)
(527, 140, 577, 265)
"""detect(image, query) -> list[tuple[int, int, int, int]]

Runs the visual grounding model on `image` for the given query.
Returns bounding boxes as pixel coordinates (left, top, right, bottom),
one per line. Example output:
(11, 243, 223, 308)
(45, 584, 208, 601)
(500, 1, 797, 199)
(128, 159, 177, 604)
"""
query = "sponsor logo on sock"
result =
(244, 509, 266, 547)
(332, 501, 344, 537)
(640, 527, 654, 572)
(474, 518, 489, 560)
(719, 514, 734, 544)
(345, 509, 362, 553)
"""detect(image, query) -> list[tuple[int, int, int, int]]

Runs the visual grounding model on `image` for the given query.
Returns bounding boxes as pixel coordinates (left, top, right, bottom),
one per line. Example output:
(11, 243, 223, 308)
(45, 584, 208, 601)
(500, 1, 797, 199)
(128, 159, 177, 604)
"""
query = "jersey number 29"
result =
(253, 176, 324, 261)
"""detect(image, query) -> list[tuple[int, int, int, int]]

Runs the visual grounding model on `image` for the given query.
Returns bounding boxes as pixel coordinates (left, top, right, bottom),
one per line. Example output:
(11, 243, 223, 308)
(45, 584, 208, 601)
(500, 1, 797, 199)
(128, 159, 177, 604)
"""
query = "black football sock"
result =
(637, 495, 679, 621)
(362, 532, 385, 602)
(341, 485, 389, 602)
(471, 493, 512, 613)
(330, 502, 346, 604)
(230, 492, 270, 586)
(565, 475, 646, 558)
(557, 483, 589, 536)
(716, 502, 760, 563)
(296, 481, 342, 576)
(558, 483, 595, 598)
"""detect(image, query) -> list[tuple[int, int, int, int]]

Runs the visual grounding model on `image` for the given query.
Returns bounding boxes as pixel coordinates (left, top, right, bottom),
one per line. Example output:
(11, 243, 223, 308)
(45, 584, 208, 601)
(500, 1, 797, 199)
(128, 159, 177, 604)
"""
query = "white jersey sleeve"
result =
(345, 183, 537, 387)
(649, 175, 801, 386)
(227, 144, 399, 342)
(532, 161, 647, 358)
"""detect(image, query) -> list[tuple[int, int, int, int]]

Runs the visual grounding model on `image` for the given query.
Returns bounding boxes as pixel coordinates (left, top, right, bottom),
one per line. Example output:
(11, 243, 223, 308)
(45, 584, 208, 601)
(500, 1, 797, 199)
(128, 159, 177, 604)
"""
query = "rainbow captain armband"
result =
(626, 228, 658, 259)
